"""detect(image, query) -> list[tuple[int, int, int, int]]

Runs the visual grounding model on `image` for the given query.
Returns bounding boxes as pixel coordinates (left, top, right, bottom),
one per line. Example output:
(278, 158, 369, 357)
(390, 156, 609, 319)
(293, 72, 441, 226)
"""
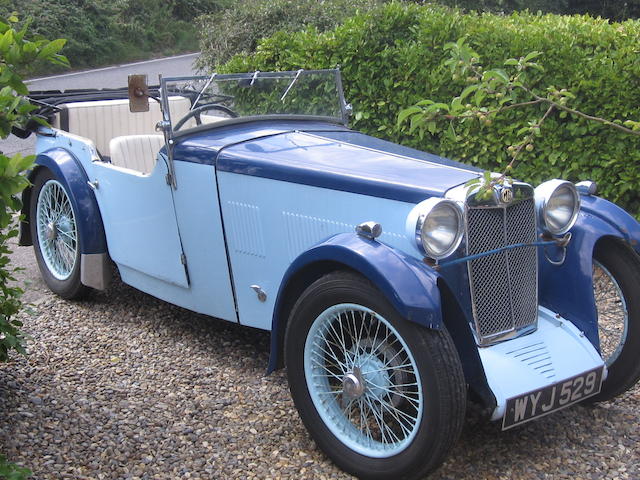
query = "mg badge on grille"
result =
(500, 187, 513, 204)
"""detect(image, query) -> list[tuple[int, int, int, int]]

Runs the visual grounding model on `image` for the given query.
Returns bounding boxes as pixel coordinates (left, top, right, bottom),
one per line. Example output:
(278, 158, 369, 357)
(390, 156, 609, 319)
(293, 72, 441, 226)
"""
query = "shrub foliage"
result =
(219, 3, 640, 215)
(0, 15, 67, 361)
(0, 0, 230, 72)
(197, 0, 382, 68)
(437, 0, 640, 21)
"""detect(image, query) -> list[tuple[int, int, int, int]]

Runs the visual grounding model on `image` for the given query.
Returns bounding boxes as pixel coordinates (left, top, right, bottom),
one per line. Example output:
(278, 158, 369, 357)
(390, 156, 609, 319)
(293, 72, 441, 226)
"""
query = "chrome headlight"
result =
(534, 179, 580, 235)
(407, 198, 464, 259)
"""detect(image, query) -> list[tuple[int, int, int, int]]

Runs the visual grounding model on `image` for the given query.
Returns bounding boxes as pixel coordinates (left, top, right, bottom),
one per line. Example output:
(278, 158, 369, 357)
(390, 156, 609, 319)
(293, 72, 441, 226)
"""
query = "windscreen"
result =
(161, 69, 348, 133)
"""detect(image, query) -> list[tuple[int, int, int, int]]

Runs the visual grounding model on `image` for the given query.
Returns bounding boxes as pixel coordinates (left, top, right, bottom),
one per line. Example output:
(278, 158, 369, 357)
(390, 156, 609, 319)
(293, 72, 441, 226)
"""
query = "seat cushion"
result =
(109, 135, 165, 174)
(54, 96, 191, 156)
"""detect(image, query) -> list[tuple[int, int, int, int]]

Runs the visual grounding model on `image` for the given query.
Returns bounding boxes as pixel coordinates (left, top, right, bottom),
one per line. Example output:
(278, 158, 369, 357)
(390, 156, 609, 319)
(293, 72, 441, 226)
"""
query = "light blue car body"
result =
(24, 113, 640, 420)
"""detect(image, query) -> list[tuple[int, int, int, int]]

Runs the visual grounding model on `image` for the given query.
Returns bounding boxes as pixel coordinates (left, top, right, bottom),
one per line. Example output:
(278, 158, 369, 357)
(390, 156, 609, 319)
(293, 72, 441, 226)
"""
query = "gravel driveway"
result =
(1, 277, 638, 479)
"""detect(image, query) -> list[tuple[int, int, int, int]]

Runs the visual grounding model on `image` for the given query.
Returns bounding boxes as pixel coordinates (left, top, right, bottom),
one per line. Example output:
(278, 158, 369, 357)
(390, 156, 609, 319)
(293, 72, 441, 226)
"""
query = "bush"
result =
(219, 2, 640, 216)
(0, 14, 65, 475)
(435, 0, 568, 15)
(196, 0, 383, 69)
(435, 0, 640, 20)
(0, 14, 67, 360)
(0, 0, 229, 73)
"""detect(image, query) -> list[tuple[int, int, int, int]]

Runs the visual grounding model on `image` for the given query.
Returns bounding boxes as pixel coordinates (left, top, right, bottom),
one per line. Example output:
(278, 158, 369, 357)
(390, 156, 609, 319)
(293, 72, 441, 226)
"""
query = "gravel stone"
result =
(0, 278, 638, 479)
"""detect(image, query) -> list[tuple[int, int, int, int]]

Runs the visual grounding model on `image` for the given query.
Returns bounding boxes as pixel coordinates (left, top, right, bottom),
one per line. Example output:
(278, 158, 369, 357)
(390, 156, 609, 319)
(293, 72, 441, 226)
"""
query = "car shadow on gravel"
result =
(87, 273, 273, 358)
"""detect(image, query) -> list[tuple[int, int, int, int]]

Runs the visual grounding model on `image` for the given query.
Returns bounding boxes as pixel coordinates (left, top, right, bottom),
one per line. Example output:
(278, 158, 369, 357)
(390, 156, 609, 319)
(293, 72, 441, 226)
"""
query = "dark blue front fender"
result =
(540, 194, 640, 351)
(268, 233, 442, 372)
(23, 148, 107, 255)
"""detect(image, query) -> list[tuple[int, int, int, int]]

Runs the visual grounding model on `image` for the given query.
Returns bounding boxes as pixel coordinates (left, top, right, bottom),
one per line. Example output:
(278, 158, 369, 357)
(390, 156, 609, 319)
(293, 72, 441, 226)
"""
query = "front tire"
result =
(590, 240, 640, 401)
(285, 272, 466, 480)
(30, 169, 88, 299)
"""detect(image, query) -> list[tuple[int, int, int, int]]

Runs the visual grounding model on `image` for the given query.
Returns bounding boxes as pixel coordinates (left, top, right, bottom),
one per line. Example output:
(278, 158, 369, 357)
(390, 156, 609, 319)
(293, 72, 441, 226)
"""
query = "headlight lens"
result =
(535, 179, 580, 235)
(415, 199, 464, 259)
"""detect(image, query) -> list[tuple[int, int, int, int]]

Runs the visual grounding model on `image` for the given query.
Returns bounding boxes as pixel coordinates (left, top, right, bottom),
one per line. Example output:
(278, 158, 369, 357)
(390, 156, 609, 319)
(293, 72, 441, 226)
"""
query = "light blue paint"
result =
(479, 306, 604, 421)
(217, 170, 419, 330)
(98, 161, 237, 321)
(90, 156, 189, 288)
(169, 161, 237, 321)
(34, 131, 234, 320)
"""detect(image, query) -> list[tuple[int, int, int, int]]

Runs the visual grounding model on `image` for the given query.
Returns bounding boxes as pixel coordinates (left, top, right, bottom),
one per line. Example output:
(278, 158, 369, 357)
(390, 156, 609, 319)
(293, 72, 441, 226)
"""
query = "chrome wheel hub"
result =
(343, 367, 365, 401)
(46, 222, 57, 241)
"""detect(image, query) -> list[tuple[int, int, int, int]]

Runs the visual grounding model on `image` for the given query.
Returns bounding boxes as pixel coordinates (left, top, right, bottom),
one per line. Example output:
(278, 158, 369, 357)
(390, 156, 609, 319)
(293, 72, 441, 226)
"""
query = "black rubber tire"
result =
(284, 271, 466, 480)
(30, 169, 89, 300)
(589, 240, 640, 402)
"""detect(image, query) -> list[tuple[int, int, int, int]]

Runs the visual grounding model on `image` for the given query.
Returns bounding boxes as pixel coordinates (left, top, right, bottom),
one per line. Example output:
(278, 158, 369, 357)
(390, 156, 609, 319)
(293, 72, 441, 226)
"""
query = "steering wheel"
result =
(173, 103, 238, 131)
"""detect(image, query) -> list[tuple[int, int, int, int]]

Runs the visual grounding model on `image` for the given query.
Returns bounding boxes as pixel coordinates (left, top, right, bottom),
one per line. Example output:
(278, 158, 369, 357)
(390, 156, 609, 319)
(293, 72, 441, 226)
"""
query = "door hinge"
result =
(166, 173, 173, 186)
(180, 253, 187, 266)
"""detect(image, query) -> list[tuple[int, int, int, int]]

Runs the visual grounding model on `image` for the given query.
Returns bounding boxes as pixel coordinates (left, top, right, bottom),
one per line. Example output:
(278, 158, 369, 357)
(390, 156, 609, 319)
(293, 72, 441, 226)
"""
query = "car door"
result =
(90, 151, 189, 288)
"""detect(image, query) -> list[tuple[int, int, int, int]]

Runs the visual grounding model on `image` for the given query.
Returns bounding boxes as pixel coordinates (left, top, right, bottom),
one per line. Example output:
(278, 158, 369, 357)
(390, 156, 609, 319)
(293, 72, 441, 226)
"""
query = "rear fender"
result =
(21, 148, 107, 254)
(20, 148, 110, 290)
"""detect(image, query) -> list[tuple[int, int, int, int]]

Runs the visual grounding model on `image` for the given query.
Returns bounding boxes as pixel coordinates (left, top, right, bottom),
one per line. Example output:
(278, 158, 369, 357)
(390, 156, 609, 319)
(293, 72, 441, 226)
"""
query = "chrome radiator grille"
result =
(466, 198, 538, 344)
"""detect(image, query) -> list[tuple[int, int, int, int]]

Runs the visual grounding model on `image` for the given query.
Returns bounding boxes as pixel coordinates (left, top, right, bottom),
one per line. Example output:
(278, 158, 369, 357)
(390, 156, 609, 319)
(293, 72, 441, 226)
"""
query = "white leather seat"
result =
(52, 96, 191, 156)
(109, 135, 165, 174)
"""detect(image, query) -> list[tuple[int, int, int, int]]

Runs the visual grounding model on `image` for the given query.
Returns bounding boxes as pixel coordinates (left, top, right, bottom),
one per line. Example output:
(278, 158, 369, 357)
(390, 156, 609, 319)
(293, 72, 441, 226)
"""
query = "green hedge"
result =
(197, 0, 382, 68)
(219, 3, 640, 216)
(436, 0, 640, 21)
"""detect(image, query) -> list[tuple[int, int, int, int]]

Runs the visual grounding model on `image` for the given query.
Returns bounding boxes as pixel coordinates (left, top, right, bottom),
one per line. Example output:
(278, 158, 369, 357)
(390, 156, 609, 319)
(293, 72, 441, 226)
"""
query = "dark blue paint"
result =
(314, 131, 481, 173)
(171, 119, 479, 203)
(268, 233, 443, 372)
(539, 194, 640, 351)
(33, 149, 107, 255)
(172, 120, 349, 165)
(216, 132, 478, 203)
(580, 194, 640, 254)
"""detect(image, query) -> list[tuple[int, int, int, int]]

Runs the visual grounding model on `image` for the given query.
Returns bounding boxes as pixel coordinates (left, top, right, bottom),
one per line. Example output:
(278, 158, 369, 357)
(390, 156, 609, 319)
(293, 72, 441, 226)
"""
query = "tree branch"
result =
(523, 88, 640, 136)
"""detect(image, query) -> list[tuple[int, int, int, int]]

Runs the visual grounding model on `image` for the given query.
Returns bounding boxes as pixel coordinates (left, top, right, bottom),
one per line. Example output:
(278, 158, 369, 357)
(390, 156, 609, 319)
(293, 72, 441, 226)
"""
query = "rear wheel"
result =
(285, 272, 466, 480)
(30, 169, 88, 299)
(590, 240, 640, 401)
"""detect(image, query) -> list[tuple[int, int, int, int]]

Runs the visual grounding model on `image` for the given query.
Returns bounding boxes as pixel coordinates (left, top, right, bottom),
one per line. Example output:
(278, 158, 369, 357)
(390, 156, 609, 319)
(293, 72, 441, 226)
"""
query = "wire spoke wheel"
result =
(588, 242, 640, 402)
(304, 303, 422, 458)
(286, 272, 466, 479)
(30, 169, 88, 300)
(36, 180, 79, 280)
(593, 260, 628, 366)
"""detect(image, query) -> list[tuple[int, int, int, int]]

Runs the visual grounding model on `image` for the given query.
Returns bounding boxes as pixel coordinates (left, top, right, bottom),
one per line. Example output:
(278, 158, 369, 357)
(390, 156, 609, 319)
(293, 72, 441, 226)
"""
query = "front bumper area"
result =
(478, 306, 605, 422)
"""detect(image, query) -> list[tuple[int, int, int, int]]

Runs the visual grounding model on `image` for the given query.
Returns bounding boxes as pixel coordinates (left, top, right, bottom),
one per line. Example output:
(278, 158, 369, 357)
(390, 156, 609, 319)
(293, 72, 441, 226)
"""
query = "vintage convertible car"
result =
(17, 69, 640, 479)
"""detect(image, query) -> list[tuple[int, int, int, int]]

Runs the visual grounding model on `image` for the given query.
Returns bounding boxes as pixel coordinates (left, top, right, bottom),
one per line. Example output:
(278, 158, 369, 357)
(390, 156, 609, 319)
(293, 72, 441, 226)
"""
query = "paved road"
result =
(1, 53, 200, 302)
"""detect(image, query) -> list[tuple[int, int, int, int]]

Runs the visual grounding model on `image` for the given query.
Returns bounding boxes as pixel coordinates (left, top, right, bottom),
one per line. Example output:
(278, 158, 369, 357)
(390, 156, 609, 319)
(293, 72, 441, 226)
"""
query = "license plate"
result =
(502, 366, 604, 430)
